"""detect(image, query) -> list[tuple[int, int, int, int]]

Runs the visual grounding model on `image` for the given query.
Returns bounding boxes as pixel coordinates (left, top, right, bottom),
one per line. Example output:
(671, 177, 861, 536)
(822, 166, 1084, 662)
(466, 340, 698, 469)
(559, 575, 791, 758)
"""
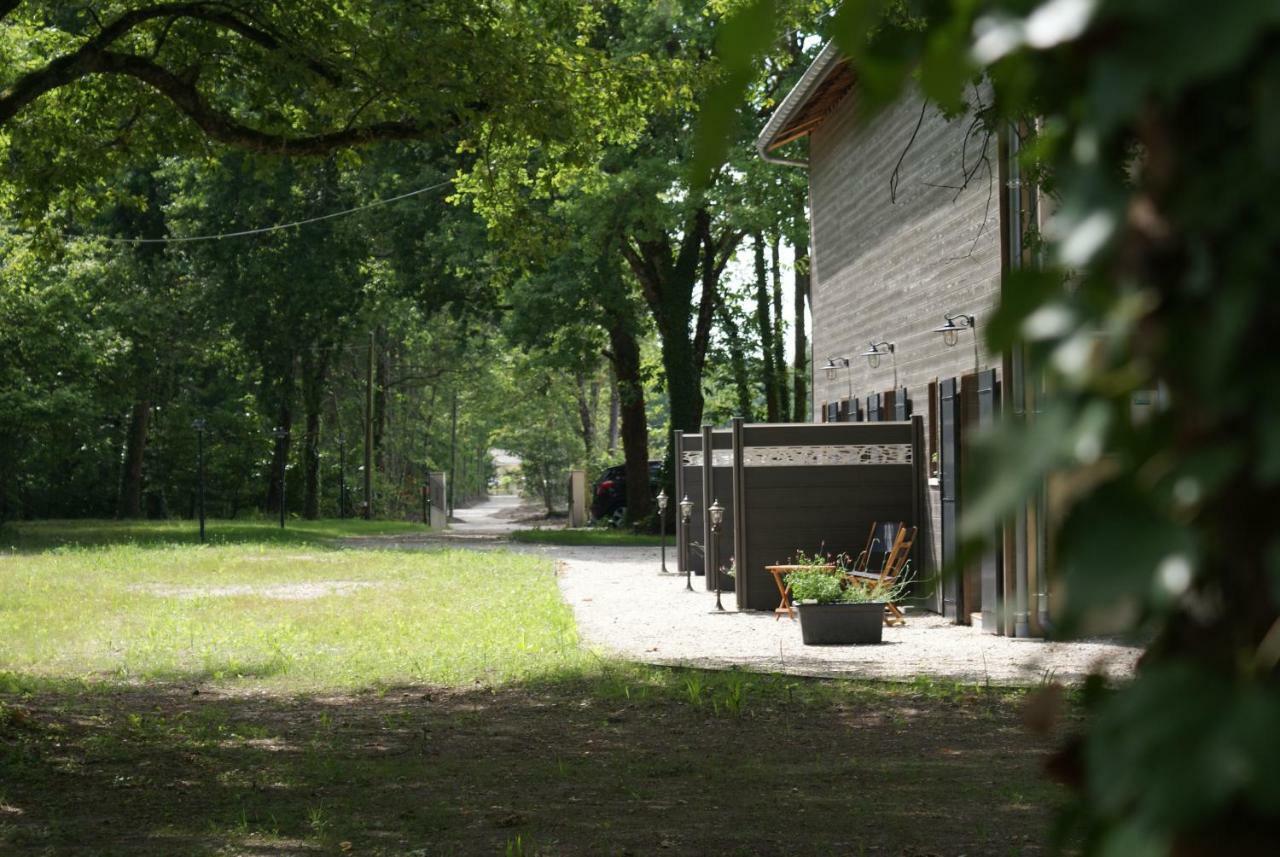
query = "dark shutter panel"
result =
(977, 369, 1003, 634)
(838, 399, 851, 422)
(852, 397, 863, 422)
(819, 401, 828, 423)
(940, 377, 961, 622)
(866, 394, 880, 422)
(895, 386, 911, 420)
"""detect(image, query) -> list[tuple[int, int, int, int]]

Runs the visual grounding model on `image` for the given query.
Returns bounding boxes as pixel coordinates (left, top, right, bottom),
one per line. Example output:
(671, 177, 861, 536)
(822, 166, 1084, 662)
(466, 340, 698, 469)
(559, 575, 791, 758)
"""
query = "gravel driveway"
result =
(542, 543, 1139, 686)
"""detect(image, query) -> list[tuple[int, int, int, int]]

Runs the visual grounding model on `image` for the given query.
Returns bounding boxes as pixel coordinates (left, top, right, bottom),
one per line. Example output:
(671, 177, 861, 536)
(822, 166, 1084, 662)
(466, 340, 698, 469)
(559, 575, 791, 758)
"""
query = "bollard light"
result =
(709, 498, 726, 612)
(657, 488, 670, 574)
(680, 495, 694, 591)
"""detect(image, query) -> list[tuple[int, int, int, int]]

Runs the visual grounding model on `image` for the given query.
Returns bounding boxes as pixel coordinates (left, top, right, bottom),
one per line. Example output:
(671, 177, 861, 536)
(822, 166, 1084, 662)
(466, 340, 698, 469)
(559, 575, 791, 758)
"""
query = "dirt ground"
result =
(1, 672, 1071, 856)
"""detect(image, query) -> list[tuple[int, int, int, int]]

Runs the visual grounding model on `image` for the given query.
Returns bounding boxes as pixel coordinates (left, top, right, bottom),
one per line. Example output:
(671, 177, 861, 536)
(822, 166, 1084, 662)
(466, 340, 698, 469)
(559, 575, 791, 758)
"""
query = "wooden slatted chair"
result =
(846, 525, 916, 626)
(852, 521, 902, 574)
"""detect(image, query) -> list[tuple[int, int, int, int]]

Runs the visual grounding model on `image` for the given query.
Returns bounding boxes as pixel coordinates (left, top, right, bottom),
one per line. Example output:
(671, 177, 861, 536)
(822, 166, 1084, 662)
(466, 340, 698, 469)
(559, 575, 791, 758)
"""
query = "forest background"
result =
(0, 0, 826, 525)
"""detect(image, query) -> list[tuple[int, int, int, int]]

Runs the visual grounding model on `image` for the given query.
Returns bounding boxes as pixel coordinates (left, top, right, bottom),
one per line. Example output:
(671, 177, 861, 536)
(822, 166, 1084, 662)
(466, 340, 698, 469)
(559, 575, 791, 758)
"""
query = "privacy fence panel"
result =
(730, 417, 924, 612)
(678, 431, 704, 575)
(700, 425, 736, 592)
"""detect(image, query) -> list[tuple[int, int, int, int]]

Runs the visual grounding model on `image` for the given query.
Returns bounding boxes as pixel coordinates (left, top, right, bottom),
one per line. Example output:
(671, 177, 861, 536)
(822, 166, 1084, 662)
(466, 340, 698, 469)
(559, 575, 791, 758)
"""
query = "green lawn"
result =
(510, 526, 664, 546)
(0, 517, 428, 552)
(0, 541, 584, 690)
(0, 521, 1071, 855)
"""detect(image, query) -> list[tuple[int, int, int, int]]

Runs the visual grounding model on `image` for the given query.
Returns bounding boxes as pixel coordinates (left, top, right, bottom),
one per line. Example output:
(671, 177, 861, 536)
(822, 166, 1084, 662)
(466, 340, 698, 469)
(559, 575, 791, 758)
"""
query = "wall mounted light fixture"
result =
(822, 356, 853, 408)
(860, 341, 898, 388)
(933, 312, 979, 375)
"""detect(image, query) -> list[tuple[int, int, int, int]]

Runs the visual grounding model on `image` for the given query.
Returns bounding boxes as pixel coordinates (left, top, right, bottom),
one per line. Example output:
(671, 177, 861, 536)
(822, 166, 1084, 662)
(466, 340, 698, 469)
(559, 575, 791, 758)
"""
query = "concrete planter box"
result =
(796, 601, 885, 645)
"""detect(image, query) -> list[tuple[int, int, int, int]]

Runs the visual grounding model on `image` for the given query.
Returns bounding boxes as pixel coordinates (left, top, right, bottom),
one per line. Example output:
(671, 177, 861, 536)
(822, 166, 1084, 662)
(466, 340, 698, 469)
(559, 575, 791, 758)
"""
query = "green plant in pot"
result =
(787, 562, 899, 645)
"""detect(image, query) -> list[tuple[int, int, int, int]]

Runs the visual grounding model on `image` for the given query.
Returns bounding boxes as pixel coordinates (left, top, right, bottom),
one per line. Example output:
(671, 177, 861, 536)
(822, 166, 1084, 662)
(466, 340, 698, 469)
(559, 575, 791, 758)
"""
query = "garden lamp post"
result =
(709, 498, 726, 612)
(679, 495, 694, 591)
(861, 341, 898, 389)
(192, 418, 206, 543)
(933, 312, 979, 376)
(273, 426, 289, 529)
(657, 488, 669, 573)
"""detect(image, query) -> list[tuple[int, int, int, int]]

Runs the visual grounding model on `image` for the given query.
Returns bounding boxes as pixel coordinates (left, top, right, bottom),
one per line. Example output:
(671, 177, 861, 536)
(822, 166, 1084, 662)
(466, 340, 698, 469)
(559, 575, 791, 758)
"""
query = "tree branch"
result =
(619, 238, 662, 310)
(0, 2, 350, 133)
(89, 51, 459, 154)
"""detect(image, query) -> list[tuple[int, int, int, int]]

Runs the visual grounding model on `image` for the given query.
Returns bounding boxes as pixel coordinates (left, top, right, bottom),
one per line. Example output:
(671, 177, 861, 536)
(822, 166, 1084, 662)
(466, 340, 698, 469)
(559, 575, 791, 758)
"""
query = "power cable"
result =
(43, 177, 455, 246)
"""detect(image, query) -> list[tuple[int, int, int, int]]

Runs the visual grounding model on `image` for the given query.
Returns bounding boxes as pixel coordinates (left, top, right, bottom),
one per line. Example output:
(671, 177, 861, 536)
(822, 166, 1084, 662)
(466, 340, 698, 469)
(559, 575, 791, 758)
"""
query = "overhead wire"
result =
(40, 177, 455, 246)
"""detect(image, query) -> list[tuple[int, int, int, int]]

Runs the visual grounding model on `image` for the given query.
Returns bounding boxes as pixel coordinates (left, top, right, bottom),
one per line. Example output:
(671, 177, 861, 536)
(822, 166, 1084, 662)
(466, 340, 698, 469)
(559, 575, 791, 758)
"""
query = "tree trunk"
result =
(608, 320, 651, 526)
(771, 235, 789, 421)
(716, 300, 755, 420)
(574, 370, 596, 461)
(754, 233, 780, 422)
(265, 405, 293, 514)
(300, 350, 330, 520)
(373, 332, 389, 474)
(793, 234, 811, 422)
(607, 372, 620, 454)
(117, 400, 150, 518)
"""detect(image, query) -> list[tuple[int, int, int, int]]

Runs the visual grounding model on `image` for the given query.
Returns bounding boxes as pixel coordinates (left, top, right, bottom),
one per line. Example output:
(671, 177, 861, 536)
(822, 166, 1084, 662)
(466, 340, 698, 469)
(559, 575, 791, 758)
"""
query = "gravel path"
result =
(546, 544, 1139, 686)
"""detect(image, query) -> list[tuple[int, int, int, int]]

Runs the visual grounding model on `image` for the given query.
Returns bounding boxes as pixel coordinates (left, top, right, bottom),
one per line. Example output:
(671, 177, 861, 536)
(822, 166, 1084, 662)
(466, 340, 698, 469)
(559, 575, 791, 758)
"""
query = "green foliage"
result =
(710, 0, 1280, 851)
(785, 568, 843, 604)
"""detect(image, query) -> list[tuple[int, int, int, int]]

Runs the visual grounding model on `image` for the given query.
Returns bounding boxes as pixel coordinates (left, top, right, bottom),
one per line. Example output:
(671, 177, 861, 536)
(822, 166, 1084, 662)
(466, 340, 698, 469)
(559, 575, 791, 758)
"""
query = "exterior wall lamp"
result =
(822, 356, 853, 411)
(861, 341, 898, 388)
(934, 313, 980, 375)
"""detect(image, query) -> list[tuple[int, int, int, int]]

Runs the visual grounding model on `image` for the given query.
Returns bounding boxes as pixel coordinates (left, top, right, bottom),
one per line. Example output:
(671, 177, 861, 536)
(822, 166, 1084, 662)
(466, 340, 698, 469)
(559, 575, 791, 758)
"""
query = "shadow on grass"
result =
(0, 663, 1066, 856)
(0, 519, 430, 554)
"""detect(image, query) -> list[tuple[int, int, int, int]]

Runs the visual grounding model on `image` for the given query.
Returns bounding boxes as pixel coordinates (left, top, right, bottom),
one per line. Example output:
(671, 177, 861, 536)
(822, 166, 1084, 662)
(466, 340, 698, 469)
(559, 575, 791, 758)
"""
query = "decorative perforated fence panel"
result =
(730, 418, 924, 612)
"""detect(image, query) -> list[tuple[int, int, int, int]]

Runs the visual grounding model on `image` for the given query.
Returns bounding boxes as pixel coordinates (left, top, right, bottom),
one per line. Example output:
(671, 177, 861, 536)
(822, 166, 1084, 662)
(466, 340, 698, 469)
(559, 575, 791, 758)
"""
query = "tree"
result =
(708, 0, 1280, 851)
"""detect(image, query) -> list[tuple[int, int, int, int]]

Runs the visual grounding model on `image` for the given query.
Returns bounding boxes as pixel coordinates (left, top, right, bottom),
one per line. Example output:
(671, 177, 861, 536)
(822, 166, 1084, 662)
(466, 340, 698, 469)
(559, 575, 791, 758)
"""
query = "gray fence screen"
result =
(730, 417, 925, 612)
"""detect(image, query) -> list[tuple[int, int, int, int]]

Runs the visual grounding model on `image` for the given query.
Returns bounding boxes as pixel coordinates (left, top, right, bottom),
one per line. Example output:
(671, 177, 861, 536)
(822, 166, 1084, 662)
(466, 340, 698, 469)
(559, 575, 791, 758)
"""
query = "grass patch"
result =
(0, 517, 427, 552)
(0, 525, 1073, 855)
(510, 527, 664, 546)
(0, 542, 586, 689)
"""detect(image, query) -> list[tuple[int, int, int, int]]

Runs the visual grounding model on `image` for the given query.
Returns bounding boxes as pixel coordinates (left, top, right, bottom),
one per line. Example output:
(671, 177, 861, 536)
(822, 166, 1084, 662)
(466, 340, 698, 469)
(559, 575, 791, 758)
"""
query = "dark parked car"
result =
(590, 460, 662, 526)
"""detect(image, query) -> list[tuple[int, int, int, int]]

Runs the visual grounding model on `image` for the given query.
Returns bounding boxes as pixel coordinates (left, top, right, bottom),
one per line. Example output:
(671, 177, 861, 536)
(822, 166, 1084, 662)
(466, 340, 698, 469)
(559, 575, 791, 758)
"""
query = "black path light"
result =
(657, 487, 670, 573)
(934, 312, 980, 376)
(273, 426, 289, 529)
(709, 498, 726, 612)
(192, 418, 207, 544)
(861, 341, 898, 389)
(822, 356, 854, 406)
(679, 494, 695, 591)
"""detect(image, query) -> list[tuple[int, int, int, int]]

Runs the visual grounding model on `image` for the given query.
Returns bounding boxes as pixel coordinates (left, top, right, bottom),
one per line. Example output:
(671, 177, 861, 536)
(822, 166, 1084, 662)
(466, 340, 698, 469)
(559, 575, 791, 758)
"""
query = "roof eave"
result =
(754, 41, 844, 166)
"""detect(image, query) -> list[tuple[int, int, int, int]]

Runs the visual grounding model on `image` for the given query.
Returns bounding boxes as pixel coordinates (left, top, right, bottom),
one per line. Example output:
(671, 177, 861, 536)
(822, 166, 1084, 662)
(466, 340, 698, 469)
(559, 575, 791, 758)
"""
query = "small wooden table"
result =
(765, 564, 836, 620)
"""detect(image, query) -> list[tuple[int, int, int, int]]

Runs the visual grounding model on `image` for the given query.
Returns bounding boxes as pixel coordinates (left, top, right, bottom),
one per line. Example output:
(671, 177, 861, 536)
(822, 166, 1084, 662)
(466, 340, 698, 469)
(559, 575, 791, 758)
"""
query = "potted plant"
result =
(786, 558, 900, 645)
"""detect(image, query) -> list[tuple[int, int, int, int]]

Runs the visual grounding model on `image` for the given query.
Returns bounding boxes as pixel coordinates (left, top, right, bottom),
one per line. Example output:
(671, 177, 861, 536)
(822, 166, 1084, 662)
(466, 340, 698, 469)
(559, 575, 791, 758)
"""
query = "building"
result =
(757, 44, 1051, 636)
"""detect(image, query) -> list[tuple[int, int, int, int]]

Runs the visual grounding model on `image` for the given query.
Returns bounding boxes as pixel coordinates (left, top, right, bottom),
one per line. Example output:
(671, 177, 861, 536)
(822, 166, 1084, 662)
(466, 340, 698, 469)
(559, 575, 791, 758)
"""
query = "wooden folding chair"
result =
(846, 525, 916, 626)
(852, 521, 902, 574)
